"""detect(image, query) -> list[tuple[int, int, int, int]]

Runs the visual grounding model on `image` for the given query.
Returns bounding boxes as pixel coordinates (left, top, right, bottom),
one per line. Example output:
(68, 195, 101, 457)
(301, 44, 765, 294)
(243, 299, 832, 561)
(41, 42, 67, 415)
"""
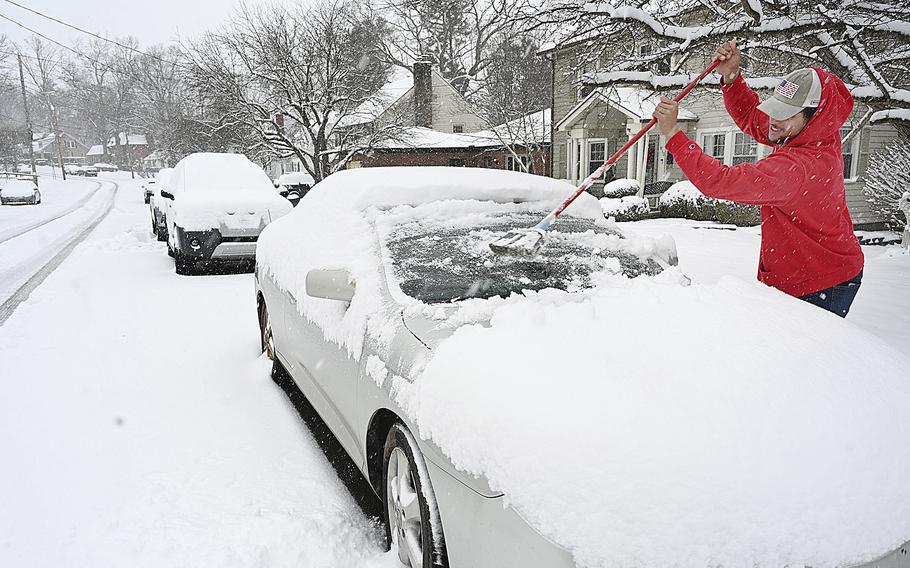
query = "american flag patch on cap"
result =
(776, 79, 800, 99)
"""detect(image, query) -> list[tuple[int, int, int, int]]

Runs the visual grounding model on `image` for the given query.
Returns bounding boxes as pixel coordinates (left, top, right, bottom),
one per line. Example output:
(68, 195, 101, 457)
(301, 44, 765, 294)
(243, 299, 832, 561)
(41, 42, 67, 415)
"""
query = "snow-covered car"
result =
(76, 166, 99, 177)
(93, 162, 118, 172)
(148, 167, 173, 242)
(142, 178, 156, 204)
(0, 179, 41, 205)
(254, 166, 910, 568)
(275, 171, 315, 207)
(63, 164, 80, 175)
(161, 153, 292, 274)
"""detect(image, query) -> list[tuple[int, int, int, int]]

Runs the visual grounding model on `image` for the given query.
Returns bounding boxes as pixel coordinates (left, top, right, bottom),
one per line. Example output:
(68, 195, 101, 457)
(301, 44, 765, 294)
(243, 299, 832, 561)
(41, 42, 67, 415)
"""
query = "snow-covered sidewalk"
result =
(0, 179, 394, 567)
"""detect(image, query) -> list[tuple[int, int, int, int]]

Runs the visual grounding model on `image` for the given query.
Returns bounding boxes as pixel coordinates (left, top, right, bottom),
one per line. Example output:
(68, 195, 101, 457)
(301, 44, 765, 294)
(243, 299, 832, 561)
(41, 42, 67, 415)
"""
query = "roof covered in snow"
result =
(108, 133, 148, 146)
(336, 68, 415, 129)
(366, 109, 551, 150)
(86, 145, 104, 156)
(557, 86, 697, 131)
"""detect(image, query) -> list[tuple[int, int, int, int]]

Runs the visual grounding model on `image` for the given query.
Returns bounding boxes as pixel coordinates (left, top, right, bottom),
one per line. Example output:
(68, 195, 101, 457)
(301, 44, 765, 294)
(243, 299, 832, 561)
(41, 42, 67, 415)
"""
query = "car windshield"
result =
(383, 211, 661, 304)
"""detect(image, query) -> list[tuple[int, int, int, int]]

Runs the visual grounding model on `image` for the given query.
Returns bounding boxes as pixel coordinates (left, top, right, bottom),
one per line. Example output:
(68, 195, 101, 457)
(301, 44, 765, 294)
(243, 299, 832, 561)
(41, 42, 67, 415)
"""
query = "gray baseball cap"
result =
(757, 68, 822, 120)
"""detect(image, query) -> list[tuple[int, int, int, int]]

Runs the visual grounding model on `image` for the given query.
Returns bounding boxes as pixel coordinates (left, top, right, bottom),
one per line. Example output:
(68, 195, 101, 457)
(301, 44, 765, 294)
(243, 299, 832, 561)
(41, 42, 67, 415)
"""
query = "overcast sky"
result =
(1, 0, 284, 49)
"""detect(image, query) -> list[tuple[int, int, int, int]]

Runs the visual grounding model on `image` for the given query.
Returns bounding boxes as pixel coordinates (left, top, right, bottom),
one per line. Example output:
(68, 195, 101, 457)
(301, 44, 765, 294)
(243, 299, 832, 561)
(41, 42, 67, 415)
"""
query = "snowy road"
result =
(0, 177, 394, 567)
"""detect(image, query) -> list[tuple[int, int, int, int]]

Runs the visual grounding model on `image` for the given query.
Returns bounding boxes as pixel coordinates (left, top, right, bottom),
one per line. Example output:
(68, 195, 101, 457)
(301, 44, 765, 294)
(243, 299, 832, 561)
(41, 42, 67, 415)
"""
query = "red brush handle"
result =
(548, 58, 722, 220)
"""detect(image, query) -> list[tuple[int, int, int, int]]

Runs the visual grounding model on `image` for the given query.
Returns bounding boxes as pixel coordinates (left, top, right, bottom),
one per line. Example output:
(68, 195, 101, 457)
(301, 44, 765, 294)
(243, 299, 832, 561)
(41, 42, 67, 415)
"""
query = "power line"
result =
(1, 0, 189, 70)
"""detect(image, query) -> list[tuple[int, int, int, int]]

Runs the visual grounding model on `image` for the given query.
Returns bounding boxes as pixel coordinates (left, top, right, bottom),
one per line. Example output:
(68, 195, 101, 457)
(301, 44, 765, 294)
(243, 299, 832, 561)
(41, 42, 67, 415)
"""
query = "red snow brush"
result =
(489, 57, 722, 257)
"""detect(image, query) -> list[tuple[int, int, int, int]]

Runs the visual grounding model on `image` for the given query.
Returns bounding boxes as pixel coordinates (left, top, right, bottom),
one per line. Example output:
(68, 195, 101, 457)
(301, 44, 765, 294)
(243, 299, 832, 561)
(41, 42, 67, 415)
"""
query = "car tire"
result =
(258, 301, 275, 360)
(174, 252, 195, 276)
(383, 423, 448, 568)
(156, 226, 167, 242)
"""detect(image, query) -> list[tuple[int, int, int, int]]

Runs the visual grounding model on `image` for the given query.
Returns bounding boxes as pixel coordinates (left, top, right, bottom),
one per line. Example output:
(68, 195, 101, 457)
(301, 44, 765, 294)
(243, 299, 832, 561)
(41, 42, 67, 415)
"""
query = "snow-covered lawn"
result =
(0, 177, 394, 567)
(624, 218, 910, 350)
(0, 177, 98, 240)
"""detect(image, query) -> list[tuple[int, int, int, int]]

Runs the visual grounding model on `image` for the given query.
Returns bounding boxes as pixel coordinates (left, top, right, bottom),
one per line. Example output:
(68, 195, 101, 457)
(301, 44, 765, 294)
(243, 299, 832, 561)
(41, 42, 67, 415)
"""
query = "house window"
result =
(588, 142, 605, 175)
(452, 124, 464, 133)
(701, 133, 727, 162)
(732, 132, 758, 165)
(840, 128, 860, 179)
(483, 156, 495, 168)
(65, 140, 76, 149)
(507, 155, 531, 173)
(448, 158, 465, 167)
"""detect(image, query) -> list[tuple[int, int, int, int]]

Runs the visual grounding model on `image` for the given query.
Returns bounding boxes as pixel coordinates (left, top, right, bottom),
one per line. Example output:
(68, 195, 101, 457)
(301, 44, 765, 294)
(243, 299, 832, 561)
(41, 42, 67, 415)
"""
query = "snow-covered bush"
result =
(602, 178, 640, 198)
(658, 181, 715, 220)
(863, 140, 910, 232)
(600, 195, 649, 221)
(715, 200, 761, 226)
(657, 180, 759, 225)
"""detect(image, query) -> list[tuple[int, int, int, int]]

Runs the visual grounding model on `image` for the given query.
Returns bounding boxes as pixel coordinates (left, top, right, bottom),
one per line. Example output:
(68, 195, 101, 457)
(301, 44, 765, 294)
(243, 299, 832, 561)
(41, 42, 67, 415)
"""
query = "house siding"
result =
(550, 41, 895, 227)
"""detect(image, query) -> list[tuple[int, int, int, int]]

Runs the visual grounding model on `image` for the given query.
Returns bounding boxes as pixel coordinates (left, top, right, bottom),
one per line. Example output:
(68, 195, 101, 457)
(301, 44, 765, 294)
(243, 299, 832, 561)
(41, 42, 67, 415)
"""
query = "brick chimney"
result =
(413, 60, 433, 129)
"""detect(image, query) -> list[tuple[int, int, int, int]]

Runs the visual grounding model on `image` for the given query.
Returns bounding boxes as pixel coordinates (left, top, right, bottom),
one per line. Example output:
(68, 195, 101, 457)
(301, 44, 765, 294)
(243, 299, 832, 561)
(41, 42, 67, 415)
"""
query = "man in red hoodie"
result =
(653, 40, 865, 317)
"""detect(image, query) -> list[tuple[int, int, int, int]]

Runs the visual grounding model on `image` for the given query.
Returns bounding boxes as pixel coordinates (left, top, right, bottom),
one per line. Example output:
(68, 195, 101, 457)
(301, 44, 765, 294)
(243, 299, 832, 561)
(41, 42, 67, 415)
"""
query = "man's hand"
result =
(653, 96, 680, 138)
(714, 39, 741, 84)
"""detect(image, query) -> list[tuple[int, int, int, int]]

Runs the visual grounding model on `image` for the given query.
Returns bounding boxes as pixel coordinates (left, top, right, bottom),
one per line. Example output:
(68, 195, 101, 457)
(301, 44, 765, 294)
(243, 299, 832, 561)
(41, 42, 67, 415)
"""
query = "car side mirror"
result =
(160, 190, 174, 200)
(306, 268, 355, 302)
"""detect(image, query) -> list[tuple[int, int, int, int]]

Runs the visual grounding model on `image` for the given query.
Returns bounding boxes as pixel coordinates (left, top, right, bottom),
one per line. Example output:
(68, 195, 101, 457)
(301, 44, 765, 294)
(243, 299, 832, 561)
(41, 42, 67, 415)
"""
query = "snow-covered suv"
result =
(161, 153, 292, 275)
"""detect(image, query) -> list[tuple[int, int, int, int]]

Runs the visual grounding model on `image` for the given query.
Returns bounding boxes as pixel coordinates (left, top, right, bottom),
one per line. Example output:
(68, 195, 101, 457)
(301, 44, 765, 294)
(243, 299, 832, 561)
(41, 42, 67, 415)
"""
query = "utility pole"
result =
(44, 93, 67, 181)
(17, 55, 37, 177)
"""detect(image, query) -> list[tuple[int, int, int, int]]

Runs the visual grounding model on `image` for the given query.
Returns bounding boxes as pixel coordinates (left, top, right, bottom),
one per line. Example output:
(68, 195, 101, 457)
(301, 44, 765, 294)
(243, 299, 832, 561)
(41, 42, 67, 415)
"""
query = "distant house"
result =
(348, 109, 551, 174)
(341, 62, 550, 172)
(32, 132, 89, 165)
(543, 36, 900, 229)
(86, 133, 153, 169)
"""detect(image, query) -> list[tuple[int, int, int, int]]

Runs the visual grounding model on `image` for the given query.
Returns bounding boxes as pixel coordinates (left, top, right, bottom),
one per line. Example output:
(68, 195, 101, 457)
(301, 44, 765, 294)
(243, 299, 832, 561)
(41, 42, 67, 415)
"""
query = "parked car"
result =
(0, 179, 41, 205)
(75, 166, 99, 177)
(142, 179, 156, 204)
(148, 167, 173, 242)
(63, 164, 81, 175)
(275, 171, 315, 207)
(254, 166, 910, 568)
(93, 162, 118, 172)
(161, 153, 292, 274)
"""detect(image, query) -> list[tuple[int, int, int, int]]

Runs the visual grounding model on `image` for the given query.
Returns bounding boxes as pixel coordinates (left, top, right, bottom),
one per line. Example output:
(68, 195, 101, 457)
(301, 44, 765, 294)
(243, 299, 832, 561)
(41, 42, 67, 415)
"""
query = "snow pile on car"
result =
(400, 274, 910, 568)
(168, 153, 291, 230)
(0, 179, 38, 198)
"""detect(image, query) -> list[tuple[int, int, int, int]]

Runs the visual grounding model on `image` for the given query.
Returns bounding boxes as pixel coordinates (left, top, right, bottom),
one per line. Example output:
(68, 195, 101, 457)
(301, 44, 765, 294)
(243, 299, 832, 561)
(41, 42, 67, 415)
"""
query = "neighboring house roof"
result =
(142, 150, 166, 163)
(366, 110, 552, 151)
(556, 87, 697, 131)
(473, 109, 551, 146)
(109, 133, 148, 146)
(31, 131, 87, 152)
(338, 67, 415, 128)
(87, 144, 104, 156)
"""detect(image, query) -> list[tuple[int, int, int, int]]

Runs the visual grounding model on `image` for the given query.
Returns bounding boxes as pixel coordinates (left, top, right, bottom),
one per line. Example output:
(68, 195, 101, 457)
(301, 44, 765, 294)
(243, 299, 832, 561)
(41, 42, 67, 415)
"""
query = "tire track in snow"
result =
(0, 180, 118, 326)
(0, 180, 103, 244)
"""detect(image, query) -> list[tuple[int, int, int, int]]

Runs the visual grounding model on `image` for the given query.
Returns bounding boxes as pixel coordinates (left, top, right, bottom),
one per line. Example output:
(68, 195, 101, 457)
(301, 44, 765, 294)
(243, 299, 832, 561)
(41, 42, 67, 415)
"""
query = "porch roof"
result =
(556, 87, 697, 132)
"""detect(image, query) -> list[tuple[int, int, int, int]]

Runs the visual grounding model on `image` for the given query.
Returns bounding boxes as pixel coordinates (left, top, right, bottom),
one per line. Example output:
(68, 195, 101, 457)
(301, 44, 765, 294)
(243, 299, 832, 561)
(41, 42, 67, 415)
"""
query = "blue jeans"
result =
(799, 270, 863, 318)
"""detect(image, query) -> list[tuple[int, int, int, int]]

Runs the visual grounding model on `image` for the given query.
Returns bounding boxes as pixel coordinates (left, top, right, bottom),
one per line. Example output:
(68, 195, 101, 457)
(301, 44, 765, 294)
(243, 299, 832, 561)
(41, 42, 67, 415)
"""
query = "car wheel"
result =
(156, 226, 167, 242)
(174, 252, 195, 275)
(258, 301, 275, 360)
(383, 423, 448, 568)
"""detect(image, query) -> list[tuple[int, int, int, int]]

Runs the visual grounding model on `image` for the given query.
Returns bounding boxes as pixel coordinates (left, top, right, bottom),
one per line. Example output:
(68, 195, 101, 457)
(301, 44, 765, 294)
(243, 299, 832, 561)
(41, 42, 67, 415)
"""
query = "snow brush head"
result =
(488, 227, 547, 258)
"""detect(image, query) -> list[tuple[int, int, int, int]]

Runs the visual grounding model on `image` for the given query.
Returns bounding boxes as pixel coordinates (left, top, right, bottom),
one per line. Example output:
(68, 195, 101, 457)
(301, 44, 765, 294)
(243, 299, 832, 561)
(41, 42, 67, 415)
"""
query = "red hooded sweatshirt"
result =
(665, 68, 864, 298)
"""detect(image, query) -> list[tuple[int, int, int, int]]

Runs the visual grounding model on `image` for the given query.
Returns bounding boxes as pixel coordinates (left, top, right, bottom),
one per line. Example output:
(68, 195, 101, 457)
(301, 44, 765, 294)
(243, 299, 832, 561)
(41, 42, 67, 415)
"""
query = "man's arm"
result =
(664, 131, 803, 206)
(722, 75, 773, 147)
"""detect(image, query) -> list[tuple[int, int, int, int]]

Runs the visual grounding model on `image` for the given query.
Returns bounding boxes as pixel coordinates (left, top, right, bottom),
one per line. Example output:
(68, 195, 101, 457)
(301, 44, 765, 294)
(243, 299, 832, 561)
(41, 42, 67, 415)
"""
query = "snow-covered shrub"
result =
(715, 200, 761, 226)
(658, 181, 715, 220)
(863, 140, 910, 232)
(600, 195, 649, 222)
(602, 178, 640, 198)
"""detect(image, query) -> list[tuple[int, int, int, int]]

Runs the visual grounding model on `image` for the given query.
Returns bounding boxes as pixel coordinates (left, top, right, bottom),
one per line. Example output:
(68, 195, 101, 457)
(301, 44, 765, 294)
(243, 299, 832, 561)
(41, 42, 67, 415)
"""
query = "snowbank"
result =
(401, 276, 910, 568)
